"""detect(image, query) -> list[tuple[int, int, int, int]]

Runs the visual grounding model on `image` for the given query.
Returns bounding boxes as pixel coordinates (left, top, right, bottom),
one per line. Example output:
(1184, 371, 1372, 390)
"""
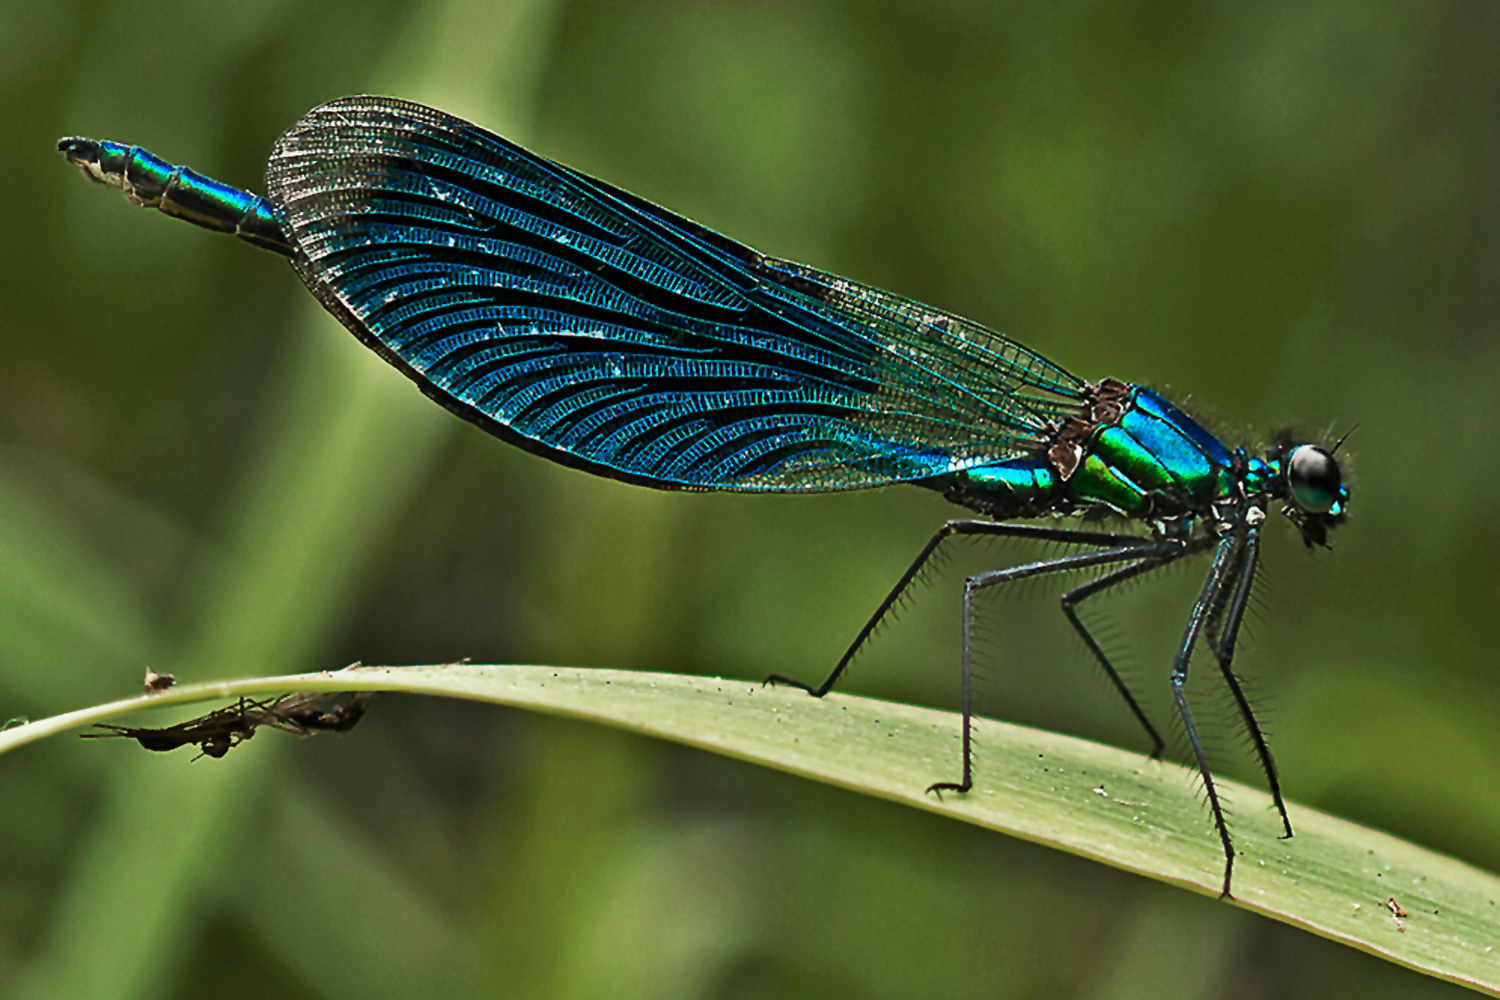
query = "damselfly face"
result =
(1274, 440, 1349, 548)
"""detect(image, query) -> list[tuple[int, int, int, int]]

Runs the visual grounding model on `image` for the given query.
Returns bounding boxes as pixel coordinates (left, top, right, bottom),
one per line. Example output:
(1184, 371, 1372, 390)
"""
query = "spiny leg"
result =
(927, 539, 1186, 797)
(1169, 530, 1246, 898)
(1204, 517, 1292, 839)
(1059, 553, 1200, 758)
(765, 520, 1157, 696)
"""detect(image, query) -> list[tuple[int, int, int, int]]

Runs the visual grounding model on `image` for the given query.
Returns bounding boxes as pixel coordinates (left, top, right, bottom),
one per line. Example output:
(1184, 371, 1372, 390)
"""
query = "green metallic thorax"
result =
(946, 383, 1241, 520)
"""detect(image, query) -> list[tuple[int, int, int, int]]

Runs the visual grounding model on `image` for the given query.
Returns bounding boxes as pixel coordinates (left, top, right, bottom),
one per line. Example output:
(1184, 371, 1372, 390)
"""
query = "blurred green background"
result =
(3, 1, 1497, 997)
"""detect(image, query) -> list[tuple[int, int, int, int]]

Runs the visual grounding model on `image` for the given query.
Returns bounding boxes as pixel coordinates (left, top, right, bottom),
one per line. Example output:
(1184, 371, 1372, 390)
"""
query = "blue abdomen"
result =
(950, 457, 1061, 514)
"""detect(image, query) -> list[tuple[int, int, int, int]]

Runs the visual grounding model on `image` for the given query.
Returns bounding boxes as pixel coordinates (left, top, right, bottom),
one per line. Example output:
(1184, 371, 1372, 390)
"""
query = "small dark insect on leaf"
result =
(82, 693, 373, 759)
(1385, 897, 1408, 919)
(83, 697, 261, 759)
(277, 695, 372, 733)
(143, 668, 176, 694)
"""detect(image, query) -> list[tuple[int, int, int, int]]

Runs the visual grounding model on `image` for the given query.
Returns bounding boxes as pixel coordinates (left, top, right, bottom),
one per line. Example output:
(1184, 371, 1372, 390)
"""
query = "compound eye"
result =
(1287, 445, 1341, 514)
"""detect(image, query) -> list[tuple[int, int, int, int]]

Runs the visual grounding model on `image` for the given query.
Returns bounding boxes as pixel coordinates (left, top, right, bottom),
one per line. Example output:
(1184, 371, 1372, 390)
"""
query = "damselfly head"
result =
(1268, 435, 1349, 548)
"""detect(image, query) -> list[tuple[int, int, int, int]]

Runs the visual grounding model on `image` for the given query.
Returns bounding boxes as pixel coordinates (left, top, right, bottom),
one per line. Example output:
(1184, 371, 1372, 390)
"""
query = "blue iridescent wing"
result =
(265, 96, 1086, 491)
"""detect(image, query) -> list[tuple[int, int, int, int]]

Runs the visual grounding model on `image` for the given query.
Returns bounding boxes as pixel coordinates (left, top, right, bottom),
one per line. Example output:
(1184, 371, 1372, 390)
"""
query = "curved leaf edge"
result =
(2, 663, 1496, 996)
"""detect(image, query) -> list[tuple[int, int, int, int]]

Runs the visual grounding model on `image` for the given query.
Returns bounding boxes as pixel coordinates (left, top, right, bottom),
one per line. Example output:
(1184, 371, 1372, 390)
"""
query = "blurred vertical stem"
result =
(470, 484, 686, 999)
(13, 1, 562, 998)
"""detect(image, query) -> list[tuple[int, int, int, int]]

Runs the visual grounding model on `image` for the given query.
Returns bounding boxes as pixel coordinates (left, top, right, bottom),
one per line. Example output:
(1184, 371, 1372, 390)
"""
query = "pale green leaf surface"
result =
(2, 664, 1496, 995)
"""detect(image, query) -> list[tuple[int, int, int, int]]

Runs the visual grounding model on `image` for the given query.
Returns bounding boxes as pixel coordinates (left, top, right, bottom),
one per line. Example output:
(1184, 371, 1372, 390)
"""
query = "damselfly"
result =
(59, 96, 1349, 895)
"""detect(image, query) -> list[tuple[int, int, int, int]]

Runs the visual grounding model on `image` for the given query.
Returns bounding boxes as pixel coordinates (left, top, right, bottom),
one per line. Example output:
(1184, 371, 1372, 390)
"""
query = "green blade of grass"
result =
(3, 663, 1496, 995)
